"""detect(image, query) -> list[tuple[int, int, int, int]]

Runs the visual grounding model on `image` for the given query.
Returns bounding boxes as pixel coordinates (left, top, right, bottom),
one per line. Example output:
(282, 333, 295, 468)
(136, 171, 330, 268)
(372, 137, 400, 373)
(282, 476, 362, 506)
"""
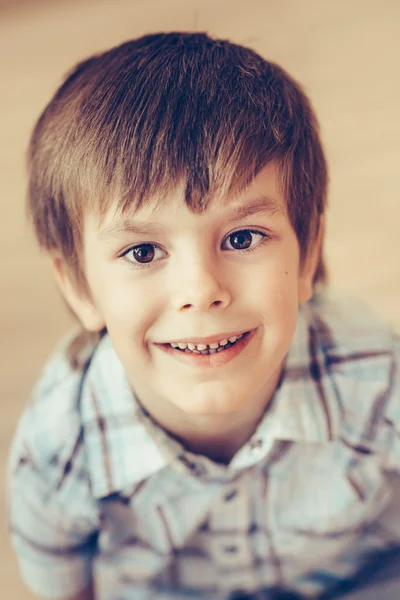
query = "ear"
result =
(50, 255, 105, 332)
(297, 215, 324, 304)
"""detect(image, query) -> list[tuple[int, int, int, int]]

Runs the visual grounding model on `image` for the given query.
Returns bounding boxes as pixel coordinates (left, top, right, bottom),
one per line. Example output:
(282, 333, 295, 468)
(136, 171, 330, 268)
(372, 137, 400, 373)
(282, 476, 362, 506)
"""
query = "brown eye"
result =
(222, 229, 268, 253)
(122, 243, 167, 268)
(229, 230, 253, 250)
(132, 244, 155, 263)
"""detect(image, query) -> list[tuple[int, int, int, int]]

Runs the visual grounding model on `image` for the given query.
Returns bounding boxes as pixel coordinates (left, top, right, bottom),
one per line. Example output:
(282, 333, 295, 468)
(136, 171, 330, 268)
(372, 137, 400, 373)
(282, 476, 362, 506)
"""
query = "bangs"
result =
(36, 34, 294, 224)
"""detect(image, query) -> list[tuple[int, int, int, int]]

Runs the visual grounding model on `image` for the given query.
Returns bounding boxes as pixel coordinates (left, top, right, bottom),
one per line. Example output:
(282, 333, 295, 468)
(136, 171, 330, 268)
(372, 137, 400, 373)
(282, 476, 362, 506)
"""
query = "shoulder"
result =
(306, 288, 398, 448)
(9, 329, 101, 490)
(308, 287, 394, 355)
(7, 331, 103, 598)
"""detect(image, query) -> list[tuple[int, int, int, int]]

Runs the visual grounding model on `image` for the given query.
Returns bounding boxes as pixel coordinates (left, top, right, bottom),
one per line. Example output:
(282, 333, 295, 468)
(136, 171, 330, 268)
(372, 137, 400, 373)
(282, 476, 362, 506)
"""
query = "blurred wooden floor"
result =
(0, 0, 399, 597)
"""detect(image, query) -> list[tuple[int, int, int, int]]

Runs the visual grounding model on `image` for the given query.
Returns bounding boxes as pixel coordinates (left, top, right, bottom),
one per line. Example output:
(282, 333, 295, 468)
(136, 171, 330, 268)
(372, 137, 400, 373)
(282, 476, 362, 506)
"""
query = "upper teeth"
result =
(170, 333, 245, 351)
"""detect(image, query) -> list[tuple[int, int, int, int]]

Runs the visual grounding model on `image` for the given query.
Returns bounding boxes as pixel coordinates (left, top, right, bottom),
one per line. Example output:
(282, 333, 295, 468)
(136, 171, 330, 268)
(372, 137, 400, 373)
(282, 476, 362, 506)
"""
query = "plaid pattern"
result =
(7, 289, 400, 599)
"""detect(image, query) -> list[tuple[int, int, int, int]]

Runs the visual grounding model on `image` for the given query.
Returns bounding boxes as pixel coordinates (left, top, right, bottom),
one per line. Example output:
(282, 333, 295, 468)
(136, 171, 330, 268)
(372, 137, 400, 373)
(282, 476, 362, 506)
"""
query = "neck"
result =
(174, 416, 262, 464)
(132, 366, 283, 464)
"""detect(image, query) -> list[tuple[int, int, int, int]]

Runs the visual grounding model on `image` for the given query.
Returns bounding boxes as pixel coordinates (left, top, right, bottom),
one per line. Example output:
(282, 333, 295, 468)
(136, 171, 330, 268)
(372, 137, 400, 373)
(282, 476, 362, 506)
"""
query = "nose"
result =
(170, 252, 232, 312)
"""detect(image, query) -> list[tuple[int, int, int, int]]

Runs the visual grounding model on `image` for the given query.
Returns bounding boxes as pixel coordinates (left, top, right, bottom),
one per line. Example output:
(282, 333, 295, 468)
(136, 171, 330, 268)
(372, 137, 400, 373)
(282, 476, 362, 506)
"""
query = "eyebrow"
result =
(227, 194, 284, 220)
(99, 195, 284, 239)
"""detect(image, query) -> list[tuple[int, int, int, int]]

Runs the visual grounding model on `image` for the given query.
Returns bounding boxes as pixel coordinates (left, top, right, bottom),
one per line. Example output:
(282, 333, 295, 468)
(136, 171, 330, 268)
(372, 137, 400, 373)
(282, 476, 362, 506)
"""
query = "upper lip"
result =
(157, 329, 254, 345)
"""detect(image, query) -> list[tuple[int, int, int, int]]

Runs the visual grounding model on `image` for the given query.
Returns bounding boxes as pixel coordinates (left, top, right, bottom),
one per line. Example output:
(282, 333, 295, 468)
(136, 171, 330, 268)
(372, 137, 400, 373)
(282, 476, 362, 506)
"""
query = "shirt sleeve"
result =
(382, 335, 400, 471)
(7, 336, 100, 599)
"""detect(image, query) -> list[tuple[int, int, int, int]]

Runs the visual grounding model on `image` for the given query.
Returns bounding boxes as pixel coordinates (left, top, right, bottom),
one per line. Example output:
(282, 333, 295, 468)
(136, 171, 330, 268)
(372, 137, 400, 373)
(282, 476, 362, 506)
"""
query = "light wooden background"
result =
(1, 1, 399, 597)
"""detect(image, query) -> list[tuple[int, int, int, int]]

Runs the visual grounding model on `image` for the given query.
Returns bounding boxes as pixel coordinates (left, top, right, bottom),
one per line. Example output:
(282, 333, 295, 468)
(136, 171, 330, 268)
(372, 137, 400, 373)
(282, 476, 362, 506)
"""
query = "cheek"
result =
(242, 257, 299, 309)
(241, 258, 300, 348)
(89, 272, 159, 340)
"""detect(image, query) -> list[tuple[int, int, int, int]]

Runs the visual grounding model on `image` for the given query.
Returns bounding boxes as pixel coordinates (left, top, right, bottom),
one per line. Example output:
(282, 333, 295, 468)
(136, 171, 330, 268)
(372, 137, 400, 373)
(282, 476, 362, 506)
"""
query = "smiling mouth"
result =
(163, 331, 252, 355)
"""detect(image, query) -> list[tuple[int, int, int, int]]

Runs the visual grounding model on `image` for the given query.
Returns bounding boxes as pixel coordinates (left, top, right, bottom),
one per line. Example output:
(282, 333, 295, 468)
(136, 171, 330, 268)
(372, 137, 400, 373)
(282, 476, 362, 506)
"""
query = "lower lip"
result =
(155, 329, 257, 368)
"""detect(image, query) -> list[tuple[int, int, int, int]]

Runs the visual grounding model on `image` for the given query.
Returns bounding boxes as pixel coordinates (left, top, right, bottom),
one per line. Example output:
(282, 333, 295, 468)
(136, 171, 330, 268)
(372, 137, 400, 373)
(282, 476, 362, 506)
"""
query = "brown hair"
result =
(27, 32, 328, 292)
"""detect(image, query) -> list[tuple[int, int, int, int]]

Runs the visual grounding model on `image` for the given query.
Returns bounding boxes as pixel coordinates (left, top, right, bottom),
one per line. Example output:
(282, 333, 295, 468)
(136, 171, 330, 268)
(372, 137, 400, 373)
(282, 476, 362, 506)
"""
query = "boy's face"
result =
(59, 163, 319, 426)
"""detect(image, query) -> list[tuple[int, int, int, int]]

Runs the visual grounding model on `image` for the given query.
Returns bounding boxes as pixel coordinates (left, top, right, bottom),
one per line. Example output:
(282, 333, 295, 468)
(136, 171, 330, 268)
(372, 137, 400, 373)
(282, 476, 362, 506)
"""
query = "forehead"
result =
(93, 162, 286, 233)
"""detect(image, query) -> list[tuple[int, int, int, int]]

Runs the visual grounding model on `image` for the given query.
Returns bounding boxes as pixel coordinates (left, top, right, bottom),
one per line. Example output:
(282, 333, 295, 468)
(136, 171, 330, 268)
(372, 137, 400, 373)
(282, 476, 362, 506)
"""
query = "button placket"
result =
(208, 473, 254, 583)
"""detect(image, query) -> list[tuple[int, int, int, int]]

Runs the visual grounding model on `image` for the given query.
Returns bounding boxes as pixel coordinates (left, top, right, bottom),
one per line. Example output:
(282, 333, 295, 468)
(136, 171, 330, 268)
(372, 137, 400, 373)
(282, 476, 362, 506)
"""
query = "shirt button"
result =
(224, 489, 238, 502)
(178, 454, 206, 476)
(224, 545, 238, 554)
(250, 438, 263, 452)
(191, 462, 207, 477)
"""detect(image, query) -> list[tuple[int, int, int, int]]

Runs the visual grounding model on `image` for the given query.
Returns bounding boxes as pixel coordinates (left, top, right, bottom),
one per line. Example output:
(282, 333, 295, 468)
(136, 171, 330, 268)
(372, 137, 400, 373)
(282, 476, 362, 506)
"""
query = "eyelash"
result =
(120, 229, 269, 269)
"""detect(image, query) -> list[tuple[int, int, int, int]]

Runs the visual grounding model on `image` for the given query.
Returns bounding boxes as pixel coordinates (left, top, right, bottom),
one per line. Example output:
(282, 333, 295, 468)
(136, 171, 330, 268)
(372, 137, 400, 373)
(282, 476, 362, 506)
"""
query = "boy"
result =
(7, 32, 400, 600)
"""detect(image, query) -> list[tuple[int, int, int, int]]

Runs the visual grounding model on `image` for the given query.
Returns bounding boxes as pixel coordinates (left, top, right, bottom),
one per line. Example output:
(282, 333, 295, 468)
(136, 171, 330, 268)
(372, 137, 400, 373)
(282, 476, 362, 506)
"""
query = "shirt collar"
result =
(230, 302, 342, 470)
(80, 336, 169, 498)
(252, 300, 342, 444)
(80, 301, 341, 498)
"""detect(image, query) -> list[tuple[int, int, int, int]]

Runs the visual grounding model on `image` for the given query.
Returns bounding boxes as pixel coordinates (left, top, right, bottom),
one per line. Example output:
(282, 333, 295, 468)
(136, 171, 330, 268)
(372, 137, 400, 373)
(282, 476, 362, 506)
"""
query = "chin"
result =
(174, 395, 247, 416)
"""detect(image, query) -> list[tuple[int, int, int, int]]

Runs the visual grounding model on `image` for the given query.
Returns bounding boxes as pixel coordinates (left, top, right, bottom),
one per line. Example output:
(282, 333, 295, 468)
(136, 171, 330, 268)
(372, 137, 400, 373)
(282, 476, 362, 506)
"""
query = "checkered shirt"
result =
(7, 289, 400, 599)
